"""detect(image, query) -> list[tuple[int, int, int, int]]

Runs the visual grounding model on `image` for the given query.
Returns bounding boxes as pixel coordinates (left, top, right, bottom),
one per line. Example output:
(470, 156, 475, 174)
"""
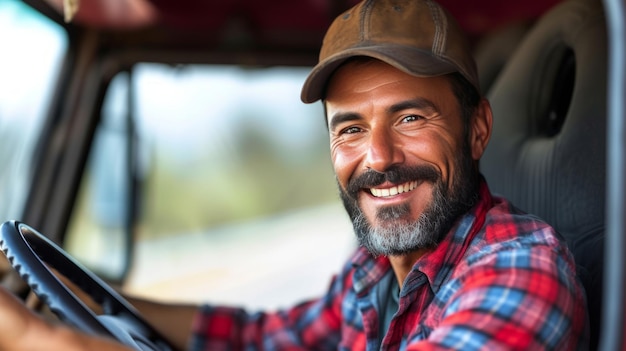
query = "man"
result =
(0, 0, 588, 350)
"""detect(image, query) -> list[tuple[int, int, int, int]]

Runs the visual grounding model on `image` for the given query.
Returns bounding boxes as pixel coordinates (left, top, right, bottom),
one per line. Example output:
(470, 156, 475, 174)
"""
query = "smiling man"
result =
(324, 59, 488, 286)
(0, 0, 589, 350)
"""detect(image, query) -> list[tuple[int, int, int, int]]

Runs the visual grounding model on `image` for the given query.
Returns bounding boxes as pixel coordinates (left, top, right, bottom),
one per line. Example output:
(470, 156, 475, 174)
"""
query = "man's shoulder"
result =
(483, 195, 557, 240)
(467, 194, 571, 262)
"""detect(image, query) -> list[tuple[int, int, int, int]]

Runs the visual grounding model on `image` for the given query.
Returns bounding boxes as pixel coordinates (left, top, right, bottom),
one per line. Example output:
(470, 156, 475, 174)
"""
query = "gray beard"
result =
(338, 145, 479, 257)
(351, 179, 454, 256)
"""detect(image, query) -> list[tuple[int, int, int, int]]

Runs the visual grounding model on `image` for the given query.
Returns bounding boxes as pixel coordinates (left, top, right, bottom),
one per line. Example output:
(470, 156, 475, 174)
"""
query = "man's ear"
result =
(470, 98, 493, 160)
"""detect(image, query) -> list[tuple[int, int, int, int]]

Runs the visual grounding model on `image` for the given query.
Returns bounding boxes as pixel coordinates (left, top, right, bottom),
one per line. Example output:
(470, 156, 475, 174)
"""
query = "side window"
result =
(0, 0, 67, 221)
(66, 64, 355, 309)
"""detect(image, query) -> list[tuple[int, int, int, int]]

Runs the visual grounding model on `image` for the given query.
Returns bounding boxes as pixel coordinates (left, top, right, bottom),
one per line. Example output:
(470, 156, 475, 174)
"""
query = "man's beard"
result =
(338, 143, 480, 257)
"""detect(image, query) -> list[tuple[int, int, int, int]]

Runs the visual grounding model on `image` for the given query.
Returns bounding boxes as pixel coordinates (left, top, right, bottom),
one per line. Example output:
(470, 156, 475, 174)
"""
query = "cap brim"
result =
(300, 44, 459, 103)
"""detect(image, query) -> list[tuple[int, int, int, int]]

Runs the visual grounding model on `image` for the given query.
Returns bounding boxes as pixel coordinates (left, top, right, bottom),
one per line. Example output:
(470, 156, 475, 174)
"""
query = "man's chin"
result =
(370, 217, 415, 231)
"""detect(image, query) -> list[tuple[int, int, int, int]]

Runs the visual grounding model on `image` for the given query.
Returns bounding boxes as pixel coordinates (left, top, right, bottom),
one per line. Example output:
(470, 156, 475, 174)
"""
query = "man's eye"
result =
(341, 126, 362, 134)
(402, 114, 423, 123)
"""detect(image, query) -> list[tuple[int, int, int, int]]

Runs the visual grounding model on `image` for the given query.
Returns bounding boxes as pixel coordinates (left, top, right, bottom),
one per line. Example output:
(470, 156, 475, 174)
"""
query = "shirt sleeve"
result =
(187, 263, 353, 351)
(408, 228, 589, 350)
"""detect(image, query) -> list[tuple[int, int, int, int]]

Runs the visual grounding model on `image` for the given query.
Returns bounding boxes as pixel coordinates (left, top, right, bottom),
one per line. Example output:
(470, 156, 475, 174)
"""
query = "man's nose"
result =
(363, 128, 405, 172)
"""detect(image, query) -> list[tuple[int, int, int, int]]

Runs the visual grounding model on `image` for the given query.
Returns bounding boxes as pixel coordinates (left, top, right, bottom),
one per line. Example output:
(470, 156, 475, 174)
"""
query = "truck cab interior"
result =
(0, 0, 624, 349)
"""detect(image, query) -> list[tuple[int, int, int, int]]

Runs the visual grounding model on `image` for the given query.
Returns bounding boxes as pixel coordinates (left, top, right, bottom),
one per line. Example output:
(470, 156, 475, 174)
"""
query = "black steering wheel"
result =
(0, 220, 174, 351)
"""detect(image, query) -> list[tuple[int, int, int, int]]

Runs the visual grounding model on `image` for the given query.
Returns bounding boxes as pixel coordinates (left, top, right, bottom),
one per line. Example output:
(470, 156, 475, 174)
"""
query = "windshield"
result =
(63, 63, 356, 309)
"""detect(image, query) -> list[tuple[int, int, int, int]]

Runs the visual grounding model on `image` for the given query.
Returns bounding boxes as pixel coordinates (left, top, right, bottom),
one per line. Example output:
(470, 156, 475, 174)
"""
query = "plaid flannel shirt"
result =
(189, 181, 589, 350)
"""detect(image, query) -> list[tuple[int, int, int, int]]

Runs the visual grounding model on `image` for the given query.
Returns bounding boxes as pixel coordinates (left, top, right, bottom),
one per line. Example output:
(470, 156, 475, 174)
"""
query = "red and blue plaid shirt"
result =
(189, 181, 588, 350)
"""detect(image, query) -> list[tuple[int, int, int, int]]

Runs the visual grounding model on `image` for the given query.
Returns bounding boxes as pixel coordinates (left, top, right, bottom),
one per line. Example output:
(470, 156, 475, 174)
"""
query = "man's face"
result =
(325, 60, 483, 256)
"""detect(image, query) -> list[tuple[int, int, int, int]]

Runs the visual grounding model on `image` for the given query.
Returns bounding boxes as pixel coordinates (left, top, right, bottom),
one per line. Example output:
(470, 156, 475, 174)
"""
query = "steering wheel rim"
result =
(0, 220, 174, 351)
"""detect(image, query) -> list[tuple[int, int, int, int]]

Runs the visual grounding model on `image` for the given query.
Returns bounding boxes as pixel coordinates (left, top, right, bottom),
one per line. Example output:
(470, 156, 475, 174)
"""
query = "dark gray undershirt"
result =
(377, 271, 400, 348)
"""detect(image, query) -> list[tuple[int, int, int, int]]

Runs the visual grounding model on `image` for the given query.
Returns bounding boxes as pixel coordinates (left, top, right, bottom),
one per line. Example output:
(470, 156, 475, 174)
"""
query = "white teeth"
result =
(370, 181, 418, 198)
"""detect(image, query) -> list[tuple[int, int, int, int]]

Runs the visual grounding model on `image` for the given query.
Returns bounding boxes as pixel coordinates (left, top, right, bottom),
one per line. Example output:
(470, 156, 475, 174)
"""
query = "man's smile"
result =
(369, 181, 419, 198)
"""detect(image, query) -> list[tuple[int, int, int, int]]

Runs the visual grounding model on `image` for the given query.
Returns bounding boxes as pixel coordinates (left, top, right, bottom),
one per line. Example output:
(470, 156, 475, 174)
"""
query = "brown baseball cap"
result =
(300, 0, 479, 103)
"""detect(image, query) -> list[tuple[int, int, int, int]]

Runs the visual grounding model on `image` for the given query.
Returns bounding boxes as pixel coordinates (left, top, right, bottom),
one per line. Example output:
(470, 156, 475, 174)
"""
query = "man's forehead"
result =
(326, 68, 453, 108)
(327, 59, 455, 96)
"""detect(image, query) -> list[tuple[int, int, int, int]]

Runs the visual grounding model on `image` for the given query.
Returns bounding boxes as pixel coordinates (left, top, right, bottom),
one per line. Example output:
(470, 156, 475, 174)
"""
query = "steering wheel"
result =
(0, 220, 174, 351)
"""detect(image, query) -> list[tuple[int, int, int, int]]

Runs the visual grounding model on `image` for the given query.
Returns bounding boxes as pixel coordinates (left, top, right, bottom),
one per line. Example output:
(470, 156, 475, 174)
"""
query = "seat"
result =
(473, 20, 534, 95)
(479, 0, 607, 349)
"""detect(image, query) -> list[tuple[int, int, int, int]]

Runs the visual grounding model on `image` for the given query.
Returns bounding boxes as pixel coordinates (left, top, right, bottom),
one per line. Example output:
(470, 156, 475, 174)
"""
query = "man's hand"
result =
(0, 286, 132, 351)
(126, 295, 199, 350)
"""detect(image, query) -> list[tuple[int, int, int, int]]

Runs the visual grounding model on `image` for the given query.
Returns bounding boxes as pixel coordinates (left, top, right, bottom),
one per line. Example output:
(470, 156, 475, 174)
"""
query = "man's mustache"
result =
(345, 164, 441, 199)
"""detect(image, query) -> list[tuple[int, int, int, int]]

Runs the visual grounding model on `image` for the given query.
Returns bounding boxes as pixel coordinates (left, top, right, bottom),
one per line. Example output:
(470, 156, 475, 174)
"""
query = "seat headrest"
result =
(482, 0, 606, 242)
